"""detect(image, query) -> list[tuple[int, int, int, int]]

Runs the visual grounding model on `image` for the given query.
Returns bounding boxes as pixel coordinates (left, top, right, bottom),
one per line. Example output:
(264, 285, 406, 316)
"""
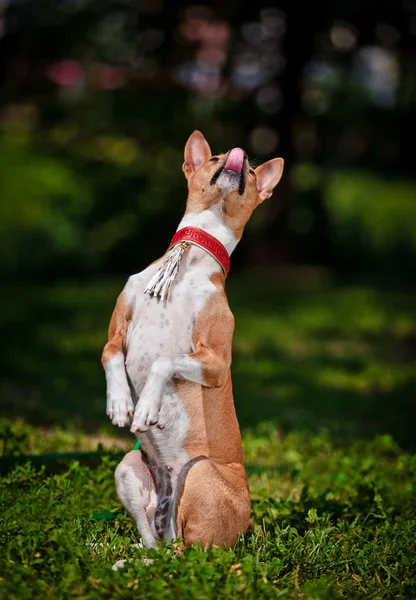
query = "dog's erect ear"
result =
(255, 158, 284, 202)
(183, 131, 212, 179)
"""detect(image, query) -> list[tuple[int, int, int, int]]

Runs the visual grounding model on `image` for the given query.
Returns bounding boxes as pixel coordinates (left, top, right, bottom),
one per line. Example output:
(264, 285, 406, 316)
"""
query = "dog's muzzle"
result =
(210, 147, 247, 196)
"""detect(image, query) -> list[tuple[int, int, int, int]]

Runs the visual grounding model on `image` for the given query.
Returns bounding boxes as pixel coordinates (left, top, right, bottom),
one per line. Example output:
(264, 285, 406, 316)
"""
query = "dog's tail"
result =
(165, 455, 208, 543)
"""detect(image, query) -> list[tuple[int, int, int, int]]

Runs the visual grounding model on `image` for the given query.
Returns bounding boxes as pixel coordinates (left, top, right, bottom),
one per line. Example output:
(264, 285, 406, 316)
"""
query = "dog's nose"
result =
(223, 148, 245, 175)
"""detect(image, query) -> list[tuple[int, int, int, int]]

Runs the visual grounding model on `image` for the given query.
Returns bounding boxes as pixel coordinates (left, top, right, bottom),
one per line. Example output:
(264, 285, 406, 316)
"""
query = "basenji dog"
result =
(102, 131, 284, 550)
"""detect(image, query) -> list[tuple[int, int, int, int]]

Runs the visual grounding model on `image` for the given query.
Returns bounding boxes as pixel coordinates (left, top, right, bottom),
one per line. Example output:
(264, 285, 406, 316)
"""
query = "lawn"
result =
(1, 273, 415, 598)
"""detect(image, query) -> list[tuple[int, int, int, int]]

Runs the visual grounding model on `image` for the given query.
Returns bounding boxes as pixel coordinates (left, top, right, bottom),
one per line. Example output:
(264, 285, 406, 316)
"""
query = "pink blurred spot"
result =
(179, 18, 205, 41)
(179, 18, 230, 46)
(199, 21, 230, 45)
(47, 60, 84, 87)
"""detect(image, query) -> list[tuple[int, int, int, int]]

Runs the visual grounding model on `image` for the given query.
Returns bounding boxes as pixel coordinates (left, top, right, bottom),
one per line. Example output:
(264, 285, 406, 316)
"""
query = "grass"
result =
(1, 272, 415, 597)
(1, 423, 415, 599)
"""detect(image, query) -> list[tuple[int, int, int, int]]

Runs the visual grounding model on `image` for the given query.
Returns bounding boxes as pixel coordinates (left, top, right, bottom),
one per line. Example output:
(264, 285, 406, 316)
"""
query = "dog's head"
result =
(182, 130, 284, 240)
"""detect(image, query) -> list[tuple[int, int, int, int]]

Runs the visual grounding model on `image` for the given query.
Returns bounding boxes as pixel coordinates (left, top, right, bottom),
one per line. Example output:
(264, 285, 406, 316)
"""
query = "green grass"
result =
(231, 274, 416, 447)
(0, 423, 415, 599)
(1, 273, 415, 597)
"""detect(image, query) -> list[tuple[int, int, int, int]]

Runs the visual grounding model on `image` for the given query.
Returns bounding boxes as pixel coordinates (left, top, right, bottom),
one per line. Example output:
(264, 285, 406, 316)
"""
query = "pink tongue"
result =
(224, 148, 245, 174)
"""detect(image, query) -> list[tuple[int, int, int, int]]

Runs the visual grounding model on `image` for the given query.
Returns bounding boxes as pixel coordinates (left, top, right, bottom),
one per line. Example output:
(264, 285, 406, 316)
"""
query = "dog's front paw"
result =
(130, 397, 161, 433)
(107, 393, 135, 428)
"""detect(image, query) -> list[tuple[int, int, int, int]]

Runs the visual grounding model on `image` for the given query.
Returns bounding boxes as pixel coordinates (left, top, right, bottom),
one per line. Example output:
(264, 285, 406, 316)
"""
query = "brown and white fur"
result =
(102, 131, 284, 550)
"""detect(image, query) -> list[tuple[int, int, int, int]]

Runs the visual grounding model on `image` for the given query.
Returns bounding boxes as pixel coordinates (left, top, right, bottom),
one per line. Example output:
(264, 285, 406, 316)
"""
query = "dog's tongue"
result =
(224, 148, 245, 174)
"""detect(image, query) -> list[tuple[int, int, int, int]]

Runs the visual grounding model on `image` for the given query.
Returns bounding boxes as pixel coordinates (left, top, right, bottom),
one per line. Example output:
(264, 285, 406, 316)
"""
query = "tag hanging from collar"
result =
(144, 227, 230, 301)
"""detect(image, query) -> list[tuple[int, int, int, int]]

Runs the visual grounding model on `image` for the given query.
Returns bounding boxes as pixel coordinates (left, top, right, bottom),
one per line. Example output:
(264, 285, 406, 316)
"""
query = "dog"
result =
(102, 131, 284, 550)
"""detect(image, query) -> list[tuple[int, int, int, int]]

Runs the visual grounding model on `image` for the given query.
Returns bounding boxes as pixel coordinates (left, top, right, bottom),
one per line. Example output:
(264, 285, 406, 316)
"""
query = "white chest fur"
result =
(124, 246, 220, 466)
(126, 248, 218, 389)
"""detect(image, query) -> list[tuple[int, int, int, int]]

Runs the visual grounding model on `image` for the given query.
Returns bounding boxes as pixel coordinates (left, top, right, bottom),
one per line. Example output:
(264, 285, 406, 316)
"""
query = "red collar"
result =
(169, 227, 230, 277)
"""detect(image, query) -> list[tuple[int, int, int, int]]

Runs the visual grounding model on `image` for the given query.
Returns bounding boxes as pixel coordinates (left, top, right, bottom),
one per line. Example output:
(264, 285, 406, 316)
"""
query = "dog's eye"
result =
(209, 157, 220, 163)
(249, 169, 255, 176)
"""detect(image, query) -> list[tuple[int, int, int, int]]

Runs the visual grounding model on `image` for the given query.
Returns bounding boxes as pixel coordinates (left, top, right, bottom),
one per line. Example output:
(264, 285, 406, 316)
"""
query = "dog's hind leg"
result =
(176, 459, 251, 549)
(115, 451, 158, 549)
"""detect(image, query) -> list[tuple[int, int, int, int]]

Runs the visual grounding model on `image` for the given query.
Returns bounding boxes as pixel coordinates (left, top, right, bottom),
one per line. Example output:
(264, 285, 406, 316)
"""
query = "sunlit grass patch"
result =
(228, 277, 416, 446)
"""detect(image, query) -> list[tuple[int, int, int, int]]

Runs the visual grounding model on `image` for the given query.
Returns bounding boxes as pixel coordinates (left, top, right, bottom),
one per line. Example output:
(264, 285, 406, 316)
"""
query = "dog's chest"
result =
(125, 251, 218, 393)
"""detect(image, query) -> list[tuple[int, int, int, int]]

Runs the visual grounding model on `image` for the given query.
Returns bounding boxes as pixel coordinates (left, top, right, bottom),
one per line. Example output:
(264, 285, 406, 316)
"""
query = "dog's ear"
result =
(254, 158, 284, 202)
(183, 131, 212, 179)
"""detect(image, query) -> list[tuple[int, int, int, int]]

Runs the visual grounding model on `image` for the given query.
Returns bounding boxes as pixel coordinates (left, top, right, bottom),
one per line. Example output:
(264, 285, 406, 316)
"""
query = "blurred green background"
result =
(1, 0, 415, 448)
